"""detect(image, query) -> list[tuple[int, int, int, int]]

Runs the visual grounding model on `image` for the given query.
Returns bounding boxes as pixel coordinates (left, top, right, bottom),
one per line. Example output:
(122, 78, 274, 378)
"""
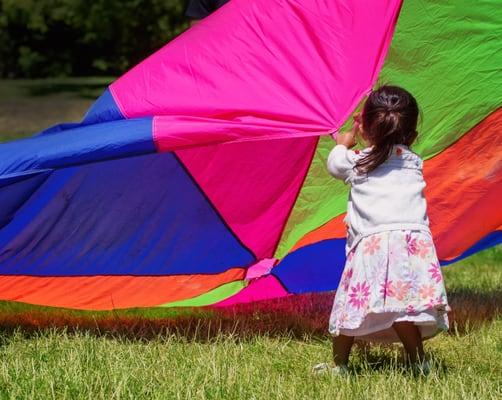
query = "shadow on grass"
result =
(446, 287, 501, 333)
(0, 287, 499, 343)
(349, 343, 450, 376)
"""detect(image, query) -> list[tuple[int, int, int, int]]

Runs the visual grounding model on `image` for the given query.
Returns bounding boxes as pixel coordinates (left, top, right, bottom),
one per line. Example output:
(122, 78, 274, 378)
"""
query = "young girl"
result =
(316, 86, 449, 374)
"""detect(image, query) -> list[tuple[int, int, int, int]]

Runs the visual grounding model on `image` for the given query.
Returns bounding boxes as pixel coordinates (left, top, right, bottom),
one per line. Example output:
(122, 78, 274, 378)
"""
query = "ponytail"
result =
(355, 86, 419, 174)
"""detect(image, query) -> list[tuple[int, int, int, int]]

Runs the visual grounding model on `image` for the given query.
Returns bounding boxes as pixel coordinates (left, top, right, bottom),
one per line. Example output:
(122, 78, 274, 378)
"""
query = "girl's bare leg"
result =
(393, 321, 425, 363)
(332, 335, 355, 366)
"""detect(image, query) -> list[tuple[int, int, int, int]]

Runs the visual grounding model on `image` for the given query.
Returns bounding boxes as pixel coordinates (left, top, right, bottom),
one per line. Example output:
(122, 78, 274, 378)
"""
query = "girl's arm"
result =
(327, 145, 356, 181)
(327, 122, 360, 181)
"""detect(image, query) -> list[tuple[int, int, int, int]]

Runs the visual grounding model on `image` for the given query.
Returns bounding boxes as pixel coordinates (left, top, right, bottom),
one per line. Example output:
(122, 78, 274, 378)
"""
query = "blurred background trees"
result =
(0, 0, 188, 78)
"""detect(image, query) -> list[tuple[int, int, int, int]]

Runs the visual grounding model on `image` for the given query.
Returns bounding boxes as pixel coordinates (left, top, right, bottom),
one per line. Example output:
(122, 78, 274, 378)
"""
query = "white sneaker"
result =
(312, 363, 349, 376)
(413, 360, 431, 376)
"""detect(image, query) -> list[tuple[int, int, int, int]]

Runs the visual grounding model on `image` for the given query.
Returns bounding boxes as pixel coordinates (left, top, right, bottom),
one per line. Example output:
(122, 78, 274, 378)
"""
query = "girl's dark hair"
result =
(356, 85, 419, 174)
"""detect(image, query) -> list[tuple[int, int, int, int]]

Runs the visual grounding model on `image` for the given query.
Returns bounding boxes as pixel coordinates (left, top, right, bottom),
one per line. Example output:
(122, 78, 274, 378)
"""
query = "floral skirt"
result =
(329, 230, 450, 343)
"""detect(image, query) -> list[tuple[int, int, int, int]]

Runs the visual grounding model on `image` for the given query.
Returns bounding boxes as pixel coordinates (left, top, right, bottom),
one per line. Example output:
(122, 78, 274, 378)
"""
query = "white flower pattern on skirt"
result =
(329, 230, 449, 342)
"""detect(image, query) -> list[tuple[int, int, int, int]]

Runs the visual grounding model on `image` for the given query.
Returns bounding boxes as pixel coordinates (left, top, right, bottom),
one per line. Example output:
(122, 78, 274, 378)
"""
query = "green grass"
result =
(0, 248, 500, 399)
(0, 321, 500, 400)
(0, 79, 500, 398)
(0, 78, 112, 142)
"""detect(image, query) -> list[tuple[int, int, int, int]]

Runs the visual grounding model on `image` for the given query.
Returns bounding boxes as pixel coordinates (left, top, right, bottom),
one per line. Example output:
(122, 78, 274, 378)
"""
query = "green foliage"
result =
(0, 0, 188, 78)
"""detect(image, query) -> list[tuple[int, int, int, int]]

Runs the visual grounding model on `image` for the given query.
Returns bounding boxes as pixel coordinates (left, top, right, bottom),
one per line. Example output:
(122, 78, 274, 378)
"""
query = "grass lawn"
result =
(0, 249, 500, 400)
(0, 79, 500, 399)
(0, 77, 112, 142)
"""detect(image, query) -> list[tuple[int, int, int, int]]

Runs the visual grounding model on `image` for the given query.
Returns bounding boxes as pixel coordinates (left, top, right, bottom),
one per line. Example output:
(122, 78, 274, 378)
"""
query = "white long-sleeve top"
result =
(327, 144, 431, 251)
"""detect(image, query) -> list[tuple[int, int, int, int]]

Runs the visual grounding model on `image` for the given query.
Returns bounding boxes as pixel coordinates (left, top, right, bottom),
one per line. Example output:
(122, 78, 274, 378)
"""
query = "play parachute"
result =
(0, 0, 500, 309)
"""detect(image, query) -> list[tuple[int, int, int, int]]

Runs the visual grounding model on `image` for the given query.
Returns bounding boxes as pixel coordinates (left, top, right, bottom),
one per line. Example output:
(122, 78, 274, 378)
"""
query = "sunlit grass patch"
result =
(0, 320, 500, 399)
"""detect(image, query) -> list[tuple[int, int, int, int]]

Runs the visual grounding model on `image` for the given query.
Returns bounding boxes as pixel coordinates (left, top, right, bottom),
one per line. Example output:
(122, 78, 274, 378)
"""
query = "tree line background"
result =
(0, 0, 189, 78)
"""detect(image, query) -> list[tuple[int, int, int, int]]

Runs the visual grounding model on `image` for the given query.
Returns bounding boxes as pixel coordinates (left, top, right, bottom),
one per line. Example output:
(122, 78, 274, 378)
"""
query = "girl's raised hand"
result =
(332, 118, 361, 149)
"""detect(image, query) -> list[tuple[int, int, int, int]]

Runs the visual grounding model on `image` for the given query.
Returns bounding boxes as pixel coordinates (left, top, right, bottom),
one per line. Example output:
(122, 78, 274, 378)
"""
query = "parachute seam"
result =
(171, 152, 258, 260)
(270, 136, 320, 258)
